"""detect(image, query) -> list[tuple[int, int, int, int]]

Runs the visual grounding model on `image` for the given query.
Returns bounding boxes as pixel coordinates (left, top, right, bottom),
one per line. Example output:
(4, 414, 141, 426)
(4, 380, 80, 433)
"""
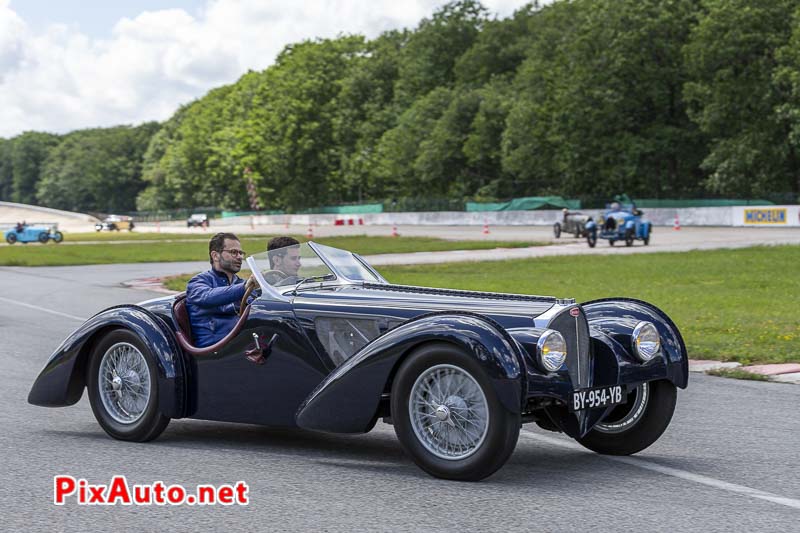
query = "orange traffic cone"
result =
(673, 214, 681, 231)
(482, 219, 490, 235)
(306, 224, 314, 239)
(392, 224, 399, 237)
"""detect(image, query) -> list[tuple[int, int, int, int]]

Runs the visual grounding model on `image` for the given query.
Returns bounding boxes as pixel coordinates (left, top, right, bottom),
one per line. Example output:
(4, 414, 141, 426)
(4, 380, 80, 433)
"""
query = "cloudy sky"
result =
(0, 0, 533, 138)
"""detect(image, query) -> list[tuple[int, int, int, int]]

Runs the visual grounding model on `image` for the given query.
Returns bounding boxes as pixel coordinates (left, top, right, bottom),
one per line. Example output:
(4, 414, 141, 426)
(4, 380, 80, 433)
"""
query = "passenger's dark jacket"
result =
(186, 268, 246, 347)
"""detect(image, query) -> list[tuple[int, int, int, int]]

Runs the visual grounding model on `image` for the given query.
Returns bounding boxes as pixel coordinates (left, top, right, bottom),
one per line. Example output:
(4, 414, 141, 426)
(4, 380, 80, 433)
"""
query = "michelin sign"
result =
(733, 206, 799, 226)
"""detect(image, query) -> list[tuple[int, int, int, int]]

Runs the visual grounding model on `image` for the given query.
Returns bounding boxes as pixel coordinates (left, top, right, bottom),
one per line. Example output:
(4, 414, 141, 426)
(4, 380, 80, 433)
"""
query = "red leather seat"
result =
(171, 293, 251, 356)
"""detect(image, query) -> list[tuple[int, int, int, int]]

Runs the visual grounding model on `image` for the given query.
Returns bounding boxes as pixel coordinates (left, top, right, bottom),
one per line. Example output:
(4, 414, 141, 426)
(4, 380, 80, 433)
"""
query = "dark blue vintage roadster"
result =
(29, 242, 687, 480)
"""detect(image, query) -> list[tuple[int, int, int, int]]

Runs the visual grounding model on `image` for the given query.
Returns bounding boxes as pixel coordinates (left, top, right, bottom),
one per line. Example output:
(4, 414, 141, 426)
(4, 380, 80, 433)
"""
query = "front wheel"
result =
(87, 329, 170, 442)
(577, 380, 677, 456)
(624, 228, 634, 247)
(553, 223, 561, 238)
(53, 231, 64, 243)
(391, 343, 520, 481)
(586, 231, 597, 248)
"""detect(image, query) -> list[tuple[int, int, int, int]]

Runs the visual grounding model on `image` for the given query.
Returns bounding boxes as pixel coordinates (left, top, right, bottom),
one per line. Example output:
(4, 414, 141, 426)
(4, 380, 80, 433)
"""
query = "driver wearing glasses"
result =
(186, 232, 259, 347)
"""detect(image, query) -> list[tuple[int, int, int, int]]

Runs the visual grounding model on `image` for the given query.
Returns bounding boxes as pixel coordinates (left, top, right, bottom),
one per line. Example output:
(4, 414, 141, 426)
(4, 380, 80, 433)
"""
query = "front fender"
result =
(295, 312, 525, 434)
(581, 298, 688, 389)
(27, 305, 187, 418)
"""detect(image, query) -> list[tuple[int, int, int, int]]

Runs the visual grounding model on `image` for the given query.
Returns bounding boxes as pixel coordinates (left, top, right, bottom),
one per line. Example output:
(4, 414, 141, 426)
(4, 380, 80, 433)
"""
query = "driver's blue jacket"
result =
(186, 268, 247, 347)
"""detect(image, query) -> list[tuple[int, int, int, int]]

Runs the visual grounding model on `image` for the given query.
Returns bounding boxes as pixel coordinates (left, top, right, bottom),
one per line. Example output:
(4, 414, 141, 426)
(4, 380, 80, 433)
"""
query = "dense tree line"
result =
(2, 0, 800, 214)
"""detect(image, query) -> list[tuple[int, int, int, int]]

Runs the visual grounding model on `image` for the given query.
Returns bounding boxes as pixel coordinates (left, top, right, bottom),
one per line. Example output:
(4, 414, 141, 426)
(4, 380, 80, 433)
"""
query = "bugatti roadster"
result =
(29, 242, 687, 480)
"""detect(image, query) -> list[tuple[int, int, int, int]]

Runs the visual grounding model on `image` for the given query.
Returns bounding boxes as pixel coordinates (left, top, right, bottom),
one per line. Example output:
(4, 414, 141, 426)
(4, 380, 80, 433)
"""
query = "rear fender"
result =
(27, 305, 188, 418)
(581, 298, 688, 388)
(295, 312, 526, 434)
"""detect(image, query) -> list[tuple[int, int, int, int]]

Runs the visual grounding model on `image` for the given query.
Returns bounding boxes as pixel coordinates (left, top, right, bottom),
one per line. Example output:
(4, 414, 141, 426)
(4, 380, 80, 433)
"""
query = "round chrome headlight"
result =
(632, 322, 660, 361)
(537, 330, 567, 372)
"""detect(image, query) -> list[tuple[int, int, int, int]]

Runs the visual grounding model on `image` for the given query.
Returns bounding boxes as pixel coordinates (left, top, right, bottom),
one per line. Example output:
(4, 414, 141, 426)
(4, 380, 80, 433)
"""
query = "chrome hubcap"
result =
(408, 364, 489, 461)
(595, 383, 649, 434)
(99, 342, 151, 424)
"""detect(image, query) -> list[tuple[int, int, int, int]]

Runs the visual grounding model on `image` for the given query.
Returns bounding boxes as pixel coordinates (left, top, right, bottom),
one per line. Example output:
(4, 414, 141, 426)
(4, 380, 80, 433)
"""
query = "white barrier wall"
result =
(226, 205, 800, 227)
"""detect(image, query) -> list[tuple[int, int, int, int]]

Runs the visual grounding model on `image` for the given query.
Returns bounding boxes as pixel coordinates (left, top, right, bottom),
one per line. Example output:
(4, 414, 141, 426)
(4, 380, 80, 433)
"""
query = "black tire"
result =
(6, 233, 16, 244)
(53, 231, 64, 243)
(391, 343, 520, 481)
(577, 380, 677, 456)
(109, 224, 118, 231)
(87, 329, 170, 442)
(643, 232, 650, 246)
(129, 222, 135, 231)
(38, 232, 49, 243)
(609, 239, 615, 246)
(586, 231, 597, 248)
(553, 223, 561, 238)
(625, 228, 634, 247)
(574, 230, 580, 238)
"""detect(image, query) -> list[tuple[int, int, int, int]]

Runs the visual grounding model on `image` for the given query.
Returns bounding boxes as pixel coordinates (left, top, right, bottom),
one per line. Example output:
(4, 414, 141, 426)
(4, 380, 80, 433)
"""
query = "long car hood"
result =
(292, 283, 558, 328)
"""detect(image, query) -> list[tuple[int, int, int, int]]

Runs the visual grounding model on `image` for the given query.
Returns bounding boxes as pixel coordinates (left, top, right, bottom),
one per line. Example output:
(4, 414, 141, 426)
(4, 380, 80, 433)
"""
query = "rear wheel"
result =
(553, 223, 561, 238)
(391, 343, 520, 481)
(6, 233, 16, 244)
(577, 380, 677, 456)
(87, 329, 170, 442)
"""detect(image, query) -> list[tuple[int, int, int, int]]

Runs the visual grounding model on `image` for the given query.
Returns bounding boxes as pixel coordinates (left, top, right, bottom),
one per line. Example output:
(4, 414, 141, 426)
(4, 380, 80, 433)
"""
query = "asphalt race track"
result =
(1, 246, 799, 530)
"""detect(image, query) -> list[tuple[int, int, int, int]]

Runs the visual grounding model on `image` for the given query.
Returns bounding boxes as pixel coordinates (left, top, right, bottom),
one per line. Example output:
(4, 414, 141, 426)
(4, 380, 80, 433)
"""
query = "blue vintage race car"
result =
(28, 242, 686, 481)
(585, 202, 652, 247)
(4, 223, 63, 244)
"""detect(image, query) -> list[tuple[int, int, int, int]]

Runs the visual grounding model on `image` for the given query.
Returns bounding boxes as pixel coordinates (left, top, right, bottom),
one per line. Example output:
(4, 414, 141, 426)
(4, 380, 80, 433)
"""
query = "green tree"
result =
(684, 0, 799, 197)
(36, 123, 159, 212)
(9, 131, 60, 204)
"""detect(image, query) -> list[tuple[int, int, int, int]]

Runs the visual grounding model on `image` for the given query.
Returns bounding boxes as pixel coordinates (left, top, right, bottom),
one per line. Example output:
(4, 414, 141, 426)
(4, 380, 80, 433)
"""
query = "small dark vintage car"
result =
(29, 242, 687, 481)
(553, 209, 589, 239)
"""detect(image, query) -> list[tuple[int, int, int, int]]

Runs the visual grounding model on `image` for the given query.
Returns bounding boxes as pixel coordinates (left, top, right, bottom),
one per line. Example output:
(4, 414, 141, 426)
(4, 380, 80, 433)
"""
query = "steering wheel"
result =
(239, 284, 256, 316)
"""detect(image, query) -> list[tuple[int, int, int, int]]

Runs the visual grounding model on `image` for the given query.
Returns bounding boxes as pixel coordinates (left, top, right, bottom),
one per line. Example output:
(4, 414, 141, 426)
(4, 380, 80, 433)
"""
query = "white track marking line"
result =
(521, 430, 800, 510)
(0, 296, 85, 322)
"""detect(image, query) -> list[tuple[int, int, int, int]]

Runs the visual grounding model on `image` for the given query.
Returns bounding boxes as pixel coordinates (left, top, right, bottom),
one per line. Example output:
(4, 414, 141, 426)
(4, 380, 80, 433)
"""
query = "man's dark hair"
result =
(209, 232, 239, 265)
(267, 236, 300, 268)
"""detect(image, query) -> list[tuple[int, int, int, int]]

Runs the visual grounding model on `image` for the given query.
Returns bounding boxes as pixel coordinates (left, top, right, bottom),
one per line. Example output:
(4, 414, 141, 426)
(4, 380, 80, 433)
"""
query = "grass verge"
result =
(706, 368, 771, 381)
(0, 235, 545, 267)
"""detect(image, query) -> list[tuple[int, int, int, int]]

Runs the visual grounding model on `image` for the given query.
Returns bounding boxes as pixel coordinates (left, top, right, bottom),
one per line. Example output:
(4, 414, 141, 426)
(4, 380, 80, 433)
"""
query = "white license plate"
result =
(570, 385, 626, 412)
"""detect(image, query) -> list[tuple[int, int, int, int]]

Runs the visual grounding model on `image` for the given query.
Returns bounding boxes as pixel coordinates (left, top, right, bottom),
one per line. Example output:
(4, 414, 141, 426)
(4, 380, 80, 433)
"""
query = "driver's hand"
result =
(245, 274, 258, 290)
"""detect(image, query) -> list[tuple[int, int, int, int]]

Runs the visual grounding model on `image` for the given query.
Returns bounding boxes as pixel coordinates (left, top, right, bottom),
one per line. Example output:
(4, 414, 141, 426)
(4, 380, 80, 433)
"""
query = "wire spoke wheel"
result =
(408, 364, 489, 460)
(98, 342, 151, 424)
(594, 383, 649, 434)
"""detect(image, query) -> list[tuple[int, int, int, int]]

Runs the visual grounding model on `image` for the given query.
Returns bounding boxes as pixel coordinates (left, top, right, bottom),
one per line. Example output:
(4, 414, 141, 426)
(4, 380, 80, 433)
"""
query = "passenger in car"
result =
(186, 232, 259, 347)
(263, 236, 302, 285)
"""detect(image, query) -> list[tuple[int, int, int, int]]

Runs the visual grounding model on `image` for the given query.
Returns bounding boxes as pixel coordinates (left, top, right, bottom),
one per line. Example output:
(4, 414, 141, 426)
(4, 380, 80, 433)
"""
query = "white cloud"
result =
(0, 0, 533, 138)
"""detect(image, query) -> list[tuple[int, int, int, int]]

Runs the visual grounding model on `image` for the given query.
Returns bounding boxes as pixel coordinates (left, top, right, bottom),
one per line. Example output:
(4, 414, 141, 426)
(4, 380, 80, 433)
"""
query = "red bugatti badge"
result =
(569, 308, 580, 317)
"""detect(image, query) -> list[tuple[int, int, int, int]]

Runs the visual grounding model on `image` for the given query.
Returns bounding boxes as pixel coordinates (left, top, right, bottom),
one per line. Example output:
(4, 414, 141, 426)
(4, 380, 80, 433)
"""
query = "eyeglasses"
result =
(222, 249, 246, 257)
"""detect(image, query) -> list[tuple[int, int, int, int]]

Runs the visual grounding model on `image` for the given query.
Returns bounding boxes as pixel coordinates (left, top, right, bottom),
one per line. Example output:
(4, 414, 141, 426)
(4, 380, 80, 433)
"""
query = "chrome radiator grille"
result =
(547, 306, 591, 389)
